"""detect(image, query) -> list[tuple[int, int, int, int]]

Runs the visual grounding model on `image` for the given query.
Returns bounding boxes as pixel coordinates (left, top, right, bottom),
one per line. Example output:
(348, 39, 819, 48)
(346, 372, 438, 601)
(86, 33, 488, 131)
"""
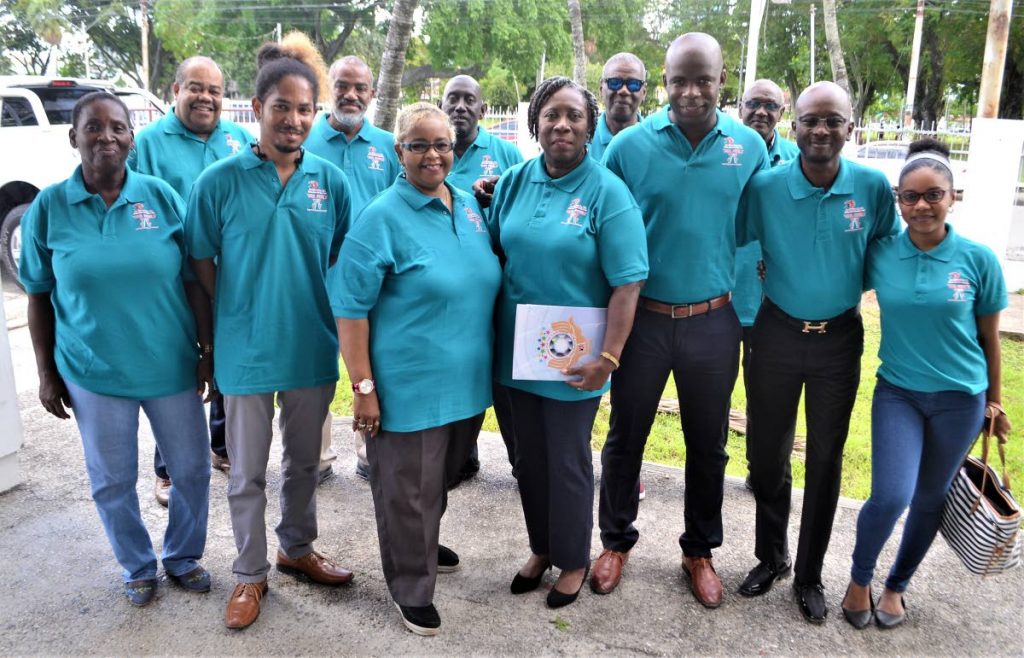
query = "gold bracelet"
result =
(600, 351, 620, 370)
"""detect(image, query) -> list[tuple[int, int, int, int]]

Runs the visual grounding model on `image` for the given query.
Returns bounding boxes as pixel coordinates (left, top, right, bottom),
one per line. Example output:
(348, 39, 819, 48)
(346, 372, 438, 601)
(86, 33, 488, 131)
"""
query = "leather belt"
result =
(639, 293, 732, 319)
(763, 297, 860, 335)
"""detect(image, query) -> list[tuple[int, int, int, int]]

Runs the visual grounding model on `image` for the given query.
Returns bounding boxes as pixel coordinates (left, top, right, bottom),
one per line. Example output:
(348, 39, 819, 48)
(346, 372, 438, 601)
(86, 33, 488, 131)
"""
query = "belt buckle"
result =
(671, 303, 693, 319)
(802, 320, 828, 334)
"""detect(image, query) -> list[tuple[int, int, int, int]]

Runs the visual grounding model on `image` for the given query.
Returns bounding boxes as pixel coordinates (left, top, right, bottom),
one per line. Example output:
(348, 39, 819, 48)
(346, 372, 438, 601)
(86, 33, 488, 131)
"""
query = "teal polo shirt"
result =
(19, 167, 198, 398)
(130, 111, 253, 199)
(186, 148, 351, 395)
(737, 157, 899, 320)
(304, 113, 401, 213)
(447, 126, 523, 194)
(489, 155, 648, 401)
(333, 176, 501, 432)
(604, 107, 769, 303)
(733, 132, 800, 326)
(588, 112, 640, 163)
(867, 225, 1007, 394)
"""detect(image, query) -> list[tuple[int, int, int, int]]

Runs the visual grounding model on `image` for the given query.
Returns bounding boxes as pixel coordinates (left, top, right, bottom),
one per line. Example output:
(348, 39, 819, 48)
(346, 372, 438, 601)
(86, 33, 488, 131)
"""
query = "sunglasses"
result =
(743, 99, 781, 112)
(400, 140, 454, 154)
(604, 77, 645, 93)
(897, 189, 949, 205)
(796, 115, 849, 130)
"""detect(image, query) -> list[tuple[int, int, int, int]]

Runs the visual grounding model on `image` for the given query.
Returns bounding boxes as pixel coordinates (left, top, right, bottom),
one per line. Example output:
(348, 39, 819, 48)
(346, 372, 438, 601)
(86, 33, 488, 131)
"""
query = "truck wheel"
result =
(0, 203, 28, 291)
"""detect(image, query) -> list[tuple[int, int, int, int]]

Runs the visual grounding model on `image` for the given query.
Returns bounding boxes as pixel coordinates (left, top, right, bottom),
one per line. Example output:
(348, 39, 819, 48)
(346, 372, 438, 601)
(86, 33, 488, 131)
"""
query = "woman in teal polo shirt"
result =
(841, 138, 1011, 629)
(334, 103, 501, 636)
(487, 77, 648, 609)
(20, 92, 213, 607)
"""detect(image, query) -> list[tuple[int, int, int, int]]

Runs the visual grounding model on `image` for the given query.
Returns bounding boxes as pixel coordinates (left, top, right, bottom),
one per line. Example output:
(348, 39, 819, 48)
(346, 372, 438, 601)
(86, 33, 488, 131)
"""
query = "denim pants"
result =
(66, 380, 211, 582)
(850, 377, 984, 592)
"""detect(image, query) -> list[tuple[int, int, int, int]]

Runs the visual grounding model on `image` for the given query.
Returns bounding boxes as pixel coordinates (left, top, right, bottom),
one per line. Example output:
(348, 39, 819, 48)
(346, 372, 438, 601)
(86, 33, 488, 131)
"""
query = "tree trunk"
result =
(567, 0, 586, 88)
(821, 0, 850, 95)
(374, 0, 419, 133)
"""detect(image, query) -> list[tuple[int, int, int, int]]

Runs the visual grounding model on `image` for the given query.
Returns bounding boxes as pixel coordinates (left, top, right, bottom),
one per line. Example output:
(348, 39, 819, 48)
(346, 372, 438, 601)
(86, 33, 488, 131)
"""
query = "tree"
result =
(567, 0, 586, 87)
(821, 0, 850, 95)
(375, 0, 419, 132)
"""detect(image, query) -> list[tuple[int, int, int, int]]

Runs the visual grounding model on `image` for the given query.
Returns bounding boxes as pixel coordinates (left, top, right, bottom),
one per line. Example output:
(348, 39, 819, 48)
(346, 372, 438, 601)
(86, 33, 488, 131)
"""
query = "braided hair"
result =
(527, 76, 599, 142)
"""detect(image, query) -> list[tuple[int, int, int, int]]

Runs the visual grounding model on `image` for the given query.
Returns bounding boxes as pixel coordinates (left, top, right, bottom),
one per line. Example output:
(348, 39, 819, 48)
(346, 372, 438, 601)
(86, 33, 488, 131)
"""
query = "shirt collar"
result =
(163, 110, 222, 141)
(318, 112, 371, 143)
(471, 126, 493, 149)
(897, 223, 958, 262)
(652, 106, 731, 144)
(527, 152, 594, 193)
(238, 143, 309, 173)
(65, 165, 145, 209)
(393, 174, 454, 210)
(786, 156, 854, 199)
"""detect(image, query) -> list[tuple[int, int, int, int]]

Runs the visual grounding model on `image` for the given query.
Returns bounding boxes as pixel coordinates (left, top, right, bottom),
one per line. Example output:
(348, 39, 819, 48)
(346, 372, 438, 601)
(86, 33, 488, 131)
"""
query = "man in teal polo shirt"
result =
(592, 32, 769, 608)
(131, 55, 253, 503)
(590, 52, 646, 162)
(735, 78, 800, 489)
(734, 81, 898, 623)
(305, 55, 401, 483)
(443, 75, 523, 194)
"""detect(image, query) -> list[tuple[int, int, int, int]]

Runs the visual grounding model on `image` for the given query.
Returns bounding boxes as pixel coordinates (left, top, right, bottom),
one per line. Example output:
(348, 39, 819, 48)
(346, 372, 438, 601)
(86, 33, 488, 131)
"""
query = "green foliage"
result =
(480, 62, 521, 108)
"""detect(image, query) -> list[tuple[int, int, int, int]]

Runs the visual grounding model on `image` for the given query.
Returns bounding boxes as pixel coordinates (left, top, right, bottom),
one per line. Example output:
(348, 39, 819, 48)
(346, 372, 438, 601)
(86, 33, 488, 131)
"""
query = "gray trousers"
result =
(367, 413, 483, 607)
(224, 383, 336, 583)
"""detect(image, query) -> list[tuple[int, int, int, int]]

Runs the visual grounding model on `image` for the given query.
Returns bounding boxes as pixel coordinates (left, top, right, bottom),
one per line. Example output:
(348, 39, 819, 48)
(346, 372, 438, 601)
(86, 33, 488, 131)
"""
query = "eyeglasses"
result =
(743, 99, 781, 112)
(603, 77, 645, 93)
(897, 188, 949, 205)
(797, 115, 849, 129)
(400, 140, 454, 154)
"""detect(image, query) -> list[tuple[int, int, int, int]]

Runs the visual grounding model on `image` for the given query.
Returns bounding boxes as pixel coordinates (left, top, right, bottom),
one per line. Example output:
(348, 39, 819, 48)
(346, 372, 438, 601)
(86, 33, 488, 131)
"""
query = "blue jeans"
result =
(66, 381, 211, 582)
(850, 377, 984, 592)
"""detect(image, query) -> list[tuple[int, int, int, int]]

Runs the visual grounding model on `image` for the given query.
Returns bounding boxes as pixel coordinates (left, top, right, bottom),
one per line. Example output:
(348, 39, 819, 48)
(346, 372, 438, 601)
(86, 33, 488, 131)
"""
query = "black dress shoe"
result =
(841, 584, 874, 629)
(510, 560, 551, 594)
(793, 580, 827, 623)
(394, 602, 440, 636)
(738, 560, 792, 597)
(546, 566, 589, 609)
(437, 545, 460, 573)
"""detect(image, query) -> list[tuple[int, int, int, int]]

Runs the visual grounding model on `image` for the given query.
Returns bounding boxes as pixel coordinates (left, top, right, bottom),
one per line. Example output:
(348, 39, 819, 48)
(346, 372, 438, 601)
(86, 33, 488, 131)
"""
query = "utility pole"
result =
(744, 0, 767, 92)
(977, 0, 1013, 117)
(276, 23, 282, 43)
(904, 0, 925, 128)
(809, 3, 816, 84)
(139, 0, 149, 90)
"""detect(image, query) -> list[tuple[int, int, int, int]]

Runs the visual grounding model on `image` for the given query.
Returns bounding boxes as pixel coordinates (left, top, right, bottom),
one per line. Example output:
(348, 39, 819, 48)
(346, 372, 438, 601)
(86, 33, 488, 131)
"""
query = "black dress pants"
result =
(747, 301, 863, 585)
(598, 304, 741, 557)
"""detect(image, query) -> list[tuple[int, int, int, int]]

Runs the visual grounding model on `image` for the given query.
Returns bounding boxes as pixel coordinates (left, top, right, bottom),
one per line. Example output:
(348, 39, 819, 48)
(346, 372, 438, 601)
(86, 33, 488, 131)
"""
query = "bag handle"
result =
(973, 408, 1013, 503)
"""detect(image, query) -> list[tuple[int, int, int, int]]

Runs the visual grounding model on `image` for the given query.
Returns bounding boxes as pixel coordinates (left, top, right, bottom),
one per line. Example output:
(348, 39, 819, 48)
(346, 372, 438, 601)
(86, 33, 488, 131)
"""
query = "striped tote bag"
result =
(939, 421, 1021, 576)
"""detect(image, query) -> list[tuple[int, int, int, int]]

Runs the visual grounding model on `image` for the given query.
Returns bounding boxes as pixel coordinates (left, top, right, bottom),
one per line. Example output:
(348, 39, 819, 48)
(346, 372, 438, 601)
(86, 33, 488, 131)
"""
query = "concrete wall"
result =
(0, 272, 23, 492)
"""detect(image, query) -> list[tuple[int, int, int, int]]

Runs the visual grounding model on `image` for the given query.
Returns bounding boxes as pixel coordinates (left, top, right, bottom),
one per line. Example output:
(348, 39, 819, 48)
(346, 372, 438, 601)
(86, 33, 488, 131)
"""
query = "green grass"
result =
(331, 301, 1024, 501)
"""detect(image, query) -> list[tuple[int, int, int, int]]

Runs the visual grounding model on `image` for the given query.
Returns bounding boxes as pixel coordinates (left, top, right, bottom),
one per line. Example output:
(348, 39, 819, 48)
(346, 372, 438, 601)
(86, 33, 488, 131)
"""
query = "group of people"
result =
(19, 26, 1011, 638)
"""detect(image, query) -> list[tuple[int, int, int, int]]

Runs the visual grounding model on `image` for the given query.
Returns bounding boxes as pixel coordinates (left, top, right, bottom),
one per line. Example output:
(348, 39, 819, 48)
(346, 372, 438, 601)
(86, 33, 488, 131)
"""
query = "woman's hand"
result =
(197, 355, 217, 403)
(39, 368, 71, 419)
(472, 176, 500, 208)
(986, 402, 1012, 442)
(352, 391, 381, 438)
(563, 359, 615, 392)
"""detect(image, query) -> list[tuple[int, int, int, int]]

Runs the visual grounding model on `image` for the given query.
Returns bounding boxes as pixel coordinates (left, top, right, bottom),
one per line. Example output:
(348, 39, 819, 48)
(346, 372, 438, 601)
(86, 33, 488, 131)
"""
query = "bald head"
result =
(442, 75, 486, 145)
(602, 52, 646, 79)
(329, 55, 372, 80)
(741, 79, 786, 143)
(795, 81, 851, 119)
(792, 81, 853, 166)
(663, 32, 726, 137)
(666, 33, 724, 74)
(600, 52, 647, 129)
(443, 74, 482, 99)
(175, 56, 222, 86)
(173, 56, 224, 137)
(328, 55, 375, 134)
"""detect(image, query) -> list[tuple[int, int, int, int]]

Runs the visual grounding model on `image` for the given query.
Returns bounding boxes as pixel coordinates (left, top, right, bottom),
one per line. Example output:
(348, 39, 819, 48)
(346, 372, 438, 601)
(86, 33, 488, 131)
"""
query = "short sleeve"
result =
(329, 169, 353, 262)
(332, 202, 392, 319)
(185, 172, 222, 261)
(871, 178, 900, 241)
(974, 248, 1008, 316)
(596, 182, 648, 287)
(18, 193, 55, 293)
(161, 185, 194, 282)
(735, 183, 759, 246)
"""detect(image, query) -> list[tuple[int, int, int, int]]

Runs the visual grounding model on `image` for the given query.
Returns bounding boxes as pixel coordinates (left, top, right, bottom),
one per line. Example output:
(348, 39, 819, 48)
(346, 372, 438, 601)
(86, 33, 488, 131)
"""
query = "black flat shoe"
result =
(546, 566, 589, 609)
(394, 602, 441, 636)
(875, 595, 906, 629)
(510, 560, 551, 594)
(437, 545, 460, 573)
(738, 560, 792, 597)
(841, 584, 874, 630)
(793, 580, 827, 624)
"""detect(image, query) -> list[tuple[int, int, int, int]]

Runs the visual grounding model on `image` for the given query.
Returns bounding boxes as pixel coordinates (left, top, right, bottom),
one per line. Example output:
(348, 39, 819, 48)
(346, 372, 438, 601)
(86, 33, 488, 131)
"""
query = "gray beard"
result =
(332, 109, 365, 131)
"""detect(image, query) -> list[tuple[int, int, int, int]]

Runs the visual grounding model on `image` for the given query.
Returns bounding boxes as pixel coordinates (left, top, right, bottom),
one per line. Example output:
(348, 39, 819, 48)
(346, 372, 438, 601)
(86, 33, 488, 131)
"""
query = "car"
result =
(851, 140, 968, 192)
(0, 76, 165, 287)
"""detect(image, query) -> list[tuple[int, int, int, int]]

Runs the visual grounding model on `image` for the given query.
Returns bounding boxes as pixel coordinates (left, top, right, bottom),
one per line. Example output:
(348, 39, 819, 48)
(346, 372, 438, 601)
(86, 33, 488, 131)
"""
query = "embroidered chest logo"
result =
(562, 198, 588, 227)
(225, 134, 242, 154)
(367, 146, 385, 171)
(480, 154, 499, 176)
(722, 137, 743, 166)
(306, 180, 329, 213)
(947, 271, 972, 302)
(843, 199, 866, 232)
(464, 206, 486, 233)
(131, 203, 158, 230)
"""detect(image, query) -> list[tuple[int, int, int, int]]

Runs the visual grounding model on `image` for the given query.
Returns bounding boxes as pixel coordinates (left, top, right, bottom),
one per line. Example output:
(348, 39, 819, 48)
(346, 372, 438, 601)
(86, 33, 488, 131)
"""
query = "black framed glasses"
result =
(897, 188, 949, 205)
(743, 99, 781, 112)
(603, 77, 645, 93)
(400, 140, 454, 154)
(797, 115, 849, 129)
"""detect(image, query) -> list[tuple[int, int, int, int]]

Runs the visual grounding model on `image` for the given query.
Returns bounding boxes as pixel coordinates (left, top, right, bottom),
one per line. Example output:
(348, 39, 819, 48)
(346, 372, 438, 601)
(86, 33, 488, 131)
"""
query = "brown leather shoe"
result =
(211, 452, 231, 473)
(276, 550, 354, 586)
(590, 548, 629, 594)
(224, 581, 268, 630)
(154, 476, 170, 507)
(682, 556, 723, 608)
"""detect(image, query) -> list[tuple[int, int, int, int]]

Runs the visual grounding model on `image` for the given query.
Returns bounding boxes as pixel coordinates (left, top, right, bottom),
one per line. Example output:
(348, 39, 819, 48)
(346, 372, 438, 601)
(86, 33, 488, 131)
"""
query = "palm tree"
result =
(821, 0, 851, 95)
(374, 0, 419, 132)
(567, 0, 587, 88)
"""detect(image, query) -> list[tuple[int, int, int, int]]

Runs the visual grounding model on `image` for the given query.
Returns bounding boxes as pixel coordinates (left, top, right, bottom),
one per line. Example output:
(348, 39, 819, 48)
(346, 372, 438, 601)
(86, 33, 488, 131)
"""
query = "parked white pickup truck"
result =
(0, 76, 165, 288)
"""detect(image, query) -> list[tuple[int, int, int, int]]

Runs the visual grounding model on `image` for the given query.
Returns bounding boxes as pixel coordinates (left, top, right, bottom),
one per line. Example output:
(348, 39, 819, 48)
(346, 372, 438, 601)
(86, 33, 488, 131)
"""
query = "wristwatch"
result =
(352, 378, 375, 395)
